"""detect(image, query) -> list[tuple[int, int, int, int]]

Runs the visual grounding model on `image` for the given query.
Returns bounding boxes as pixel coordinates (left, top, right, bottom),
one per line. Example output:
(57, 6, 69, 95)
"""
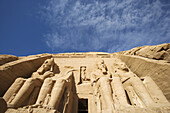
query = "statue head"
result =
(81, 66, 86, 71)
(96, 59, 108, 74)
(113, 62, 129, 72)
(37, 58, 55, 74)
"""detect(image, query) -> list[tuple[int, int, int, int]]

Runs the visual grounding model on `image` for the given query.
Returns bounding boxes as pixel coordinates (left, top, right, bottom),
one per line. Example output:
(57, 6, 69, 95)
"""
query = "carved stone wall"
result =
(0, 48, 170, 113)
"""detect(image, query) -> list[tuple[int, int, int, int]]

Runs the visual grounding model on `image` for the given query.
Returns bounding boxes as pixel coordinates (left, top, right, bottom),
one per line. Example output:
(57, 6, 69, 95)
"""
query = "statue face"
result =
(101, 65, 107, 74)
(42, 59, 52, 70)
(37, 58, 54, 74)
(97, 60, 107, 74)
(118, 62, 129, 72)
(81, 67, 86, 71)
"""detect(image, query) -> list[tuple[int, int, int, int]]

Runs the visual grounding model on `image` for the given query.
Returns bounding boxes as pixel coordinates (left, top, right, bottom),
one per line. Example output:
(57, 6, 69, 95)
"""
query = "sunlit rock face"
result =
(119, 43, 170, 62)
(1, 44, 170, 113)
(0, 55, 18, 66)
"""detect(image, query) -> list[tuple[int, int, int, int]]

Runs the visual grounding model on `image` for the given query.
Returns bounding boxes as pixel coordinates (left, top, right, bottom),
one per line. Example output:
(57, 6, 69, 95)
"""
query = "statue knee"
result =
(43, 78, 53, 85)
(44, 71, 54, 77)
(15, 78, 24, 82)
(56, 79, 66, 84)
(26, 78, 35, 84)
(44, 78, 52, 83)
(129, 77, 141, 84)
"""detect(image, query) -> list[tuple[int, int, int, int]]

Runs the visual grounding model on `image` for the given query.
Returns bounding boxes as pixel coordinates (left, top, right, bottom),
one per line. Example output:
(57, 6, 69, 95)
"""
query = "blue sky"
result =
(0, 0, 170, 56)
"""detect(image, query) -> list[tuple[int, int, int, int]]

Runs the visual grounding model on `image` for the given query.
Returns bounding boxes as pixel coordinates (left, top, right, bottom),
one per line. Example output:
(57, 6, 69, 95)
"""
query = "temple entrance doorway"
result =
(78, 99, 88, 113)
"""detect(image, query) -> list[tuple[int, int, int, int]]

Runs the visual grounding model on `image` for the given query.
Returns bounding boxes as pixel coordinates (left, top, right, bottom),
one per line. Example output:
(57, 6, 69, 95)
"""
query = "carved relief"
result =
(3, 58, 58, 108)
(4, 65, 75, 113)
(2, 56, 170, 113)
(91, 59, 111, 85)
(78, 66, 89, 84)
(32, 70, 74, 111)
(111, 60, 154, 107)
(111, 59, 170, 109)
(80, 66, 87, 81)
(91, 59, 114, 113)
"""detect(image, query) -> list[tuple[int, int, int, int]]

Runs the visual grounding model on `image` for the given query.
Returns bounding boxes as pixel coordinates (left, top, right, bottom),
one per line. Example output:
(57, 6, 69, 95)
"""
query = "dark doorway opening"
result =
(78, 99, 88, 113)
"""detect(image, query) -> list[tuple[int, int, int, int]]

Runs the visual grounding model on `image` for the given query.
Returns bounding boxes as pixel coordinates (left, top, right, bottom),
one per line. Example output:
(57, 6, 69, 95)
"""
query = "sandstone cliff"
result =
(119, 43, 170, 62)
(0, 55, 18, 66)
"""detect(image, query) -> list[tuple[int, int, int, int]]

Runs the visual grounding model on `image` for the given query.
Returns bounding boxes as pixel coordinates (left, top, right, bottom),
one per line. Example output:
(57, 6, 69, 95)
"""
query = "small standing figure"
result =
(81, 66, 87, 81)
(43, 94, 51, 106)
(78, 66, 87, 84)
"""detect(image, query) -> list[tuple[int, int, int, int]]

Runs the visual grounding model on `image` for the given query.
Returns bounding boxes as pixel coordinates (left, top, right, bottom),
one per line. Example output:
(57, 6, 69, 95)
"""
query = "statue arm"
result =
(90, 72, 99, 86)
(39, 71, 54, 80)
(61, 71, 73, 80)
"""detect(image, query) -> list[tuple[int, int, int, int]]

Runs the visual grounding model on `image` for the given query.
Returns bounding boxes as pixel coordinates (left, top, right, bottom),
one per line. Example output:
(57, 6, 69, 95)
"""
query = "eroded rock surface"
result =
(119, 43, 170, 62)
(0, 55, 18, 66)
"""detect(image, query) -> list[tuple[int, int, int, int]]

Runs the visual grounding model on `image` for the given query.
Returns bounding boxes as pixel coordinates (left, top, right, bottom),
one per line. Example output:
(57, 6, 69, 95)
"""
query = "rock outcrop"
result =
(119, 43, 170, 62)
(0, 55, 18, 66)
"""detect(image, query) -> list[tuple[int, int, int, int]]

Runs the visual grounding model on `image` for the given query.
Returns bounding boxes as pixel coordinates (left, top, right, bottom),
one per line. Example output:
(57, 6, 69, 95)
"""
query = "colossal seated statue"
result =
(90, 59, 170, 113)
(15, 67, 75, 113)
(3, 58, 58, 108)
(111, 60, 153, 107)
(111, 59, 170, 108)
(32, 70, 74, 111)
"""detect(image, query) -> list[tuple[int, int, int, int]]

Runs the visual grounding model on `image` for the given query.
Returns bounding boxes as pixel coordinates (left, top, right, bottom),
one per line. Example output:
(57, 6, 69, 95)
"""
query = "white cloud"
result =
(41, 0, 170, 52)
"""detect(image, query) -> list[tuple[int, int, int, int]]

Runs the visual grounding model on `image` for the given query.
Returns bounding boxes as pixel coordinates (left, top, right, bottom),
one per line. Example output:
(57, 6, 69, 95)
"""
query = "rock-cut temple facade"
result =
(0, 43, 170, 113)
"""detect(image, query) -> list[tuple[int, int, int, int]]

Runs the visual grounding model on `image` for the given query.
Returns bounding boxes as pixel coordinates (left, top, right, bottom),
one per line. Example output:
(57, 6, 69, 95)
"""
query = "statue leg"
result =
(91, 83, 99, 113)
(48, 79, 66, 109)
(143, 77, 170, 105)
(96, 92, 102, 113)
(111, 77, 130, 107)
(125, 86, 145, 107)
(36, 78, 53, 105)
(99, 77, 114, 113)
(130, 77, 154, 107)
(63, 90, 73, 113)
(10, 78, 40, 108)
(27, 87, 41, 105)
(3, 78, 25, 103)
